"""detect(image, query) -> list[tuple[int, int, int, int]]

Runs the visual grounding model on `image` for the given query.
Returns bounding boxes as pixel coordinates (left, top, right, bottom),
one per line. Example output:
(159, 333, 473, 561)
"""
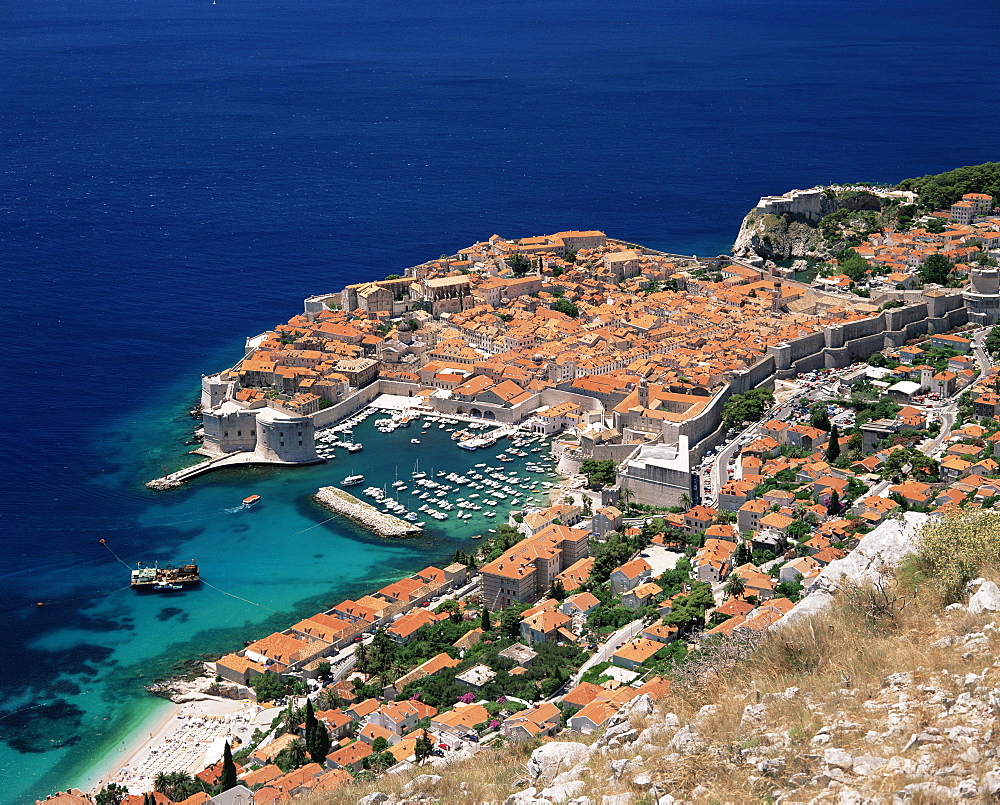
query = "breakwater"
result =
(314, 486, 422, 537)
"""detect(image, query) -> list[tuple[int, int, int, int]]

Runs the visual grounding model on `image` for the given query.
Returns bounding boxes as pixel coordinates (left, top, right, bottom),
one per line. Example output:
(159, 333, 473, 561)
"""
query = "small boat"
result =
(341, 474, 365, 486)
(153, 582, 183, 591)
(411, 438, 420, 444)
(471, 534, 483, 540)
(242, 495, 261, 507)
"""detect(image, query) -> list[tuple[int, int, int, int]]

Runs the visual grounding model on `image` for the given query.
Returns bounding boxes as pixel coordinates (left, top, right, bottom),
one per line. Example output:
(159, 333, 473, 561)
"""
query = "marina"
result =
(311, 405, 560, 537)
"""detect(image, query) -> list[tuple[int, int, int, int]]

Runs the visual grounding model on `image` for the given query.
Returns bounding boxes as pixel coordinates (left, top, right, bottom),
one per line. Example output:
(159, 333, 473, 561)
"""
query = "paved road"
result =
(570, 618, 646, 687)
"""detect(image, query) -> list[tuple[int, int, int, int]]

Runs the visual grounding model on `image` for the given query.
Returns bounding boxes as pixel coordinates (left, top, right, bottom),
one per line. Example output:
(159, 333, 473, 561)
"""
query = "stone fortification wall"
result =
(755, 189, 830, 221)
(311, 383, 385, 428)
(771, 293, 967, 379)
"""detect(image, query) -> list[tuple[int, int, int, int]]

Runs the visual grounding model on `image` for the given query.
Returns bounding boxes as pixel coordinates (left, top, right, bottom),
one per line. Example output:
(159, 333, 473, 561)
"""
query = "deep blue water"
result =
(3, 0, 1000, 800)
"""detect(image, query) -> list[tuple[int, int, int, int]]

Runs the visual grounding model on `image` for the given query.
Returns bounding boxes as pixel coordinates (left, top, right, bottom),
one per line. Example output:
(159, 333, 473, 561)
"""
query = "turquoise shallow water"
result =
(1, 369, 556, 803)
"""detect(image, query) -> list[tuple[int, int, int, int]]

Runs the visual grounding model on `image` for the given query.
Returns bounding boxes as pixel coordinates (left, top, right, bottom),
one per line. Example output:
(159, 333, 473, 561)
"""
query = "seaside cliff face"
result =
(732, 209, 829, 260)
(732, 190, 883, 260)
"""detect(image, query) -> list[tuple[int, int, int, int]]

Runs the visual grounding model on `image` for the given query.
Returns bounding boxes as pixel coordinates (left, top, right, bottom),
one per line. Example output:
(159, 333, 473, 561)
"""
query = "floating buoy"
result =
(100, 539, 105, 544)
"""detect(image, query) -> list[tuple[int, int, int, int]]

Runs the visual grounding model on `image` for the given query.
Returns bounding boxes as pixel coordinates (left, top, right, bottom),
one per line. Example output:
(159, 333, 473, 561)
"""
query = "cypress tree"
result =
(304, 698, 331, 763)
(220, 740, 237, 792)
(827, 490, 842, 516)
(826, 424, 841, 463)
(480, 606, 491, 632)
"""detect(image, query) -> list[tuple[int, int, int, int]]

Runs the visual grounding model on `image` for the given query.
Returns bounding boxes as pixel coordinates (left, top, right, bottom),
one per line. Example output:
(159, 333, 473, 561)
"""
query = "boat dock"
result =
(314, 486, 422, 538)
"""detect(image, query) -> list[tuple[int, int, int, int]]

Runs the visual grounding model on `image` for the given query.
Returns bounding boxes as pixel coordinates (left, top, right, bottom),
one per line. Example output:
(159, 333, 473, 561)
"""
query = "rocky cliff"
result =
(732, 189, 884, 260)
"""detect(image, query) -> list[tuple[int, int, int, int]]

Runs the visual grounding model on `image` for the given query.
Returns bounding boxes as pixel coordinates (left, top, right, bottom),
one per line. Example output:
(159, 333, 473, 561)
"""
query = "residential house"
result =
(609, 557, 652, 595)
(591, 506, 623, 536)
(612, 638, 664, 671)
(622, 581, 662, 610)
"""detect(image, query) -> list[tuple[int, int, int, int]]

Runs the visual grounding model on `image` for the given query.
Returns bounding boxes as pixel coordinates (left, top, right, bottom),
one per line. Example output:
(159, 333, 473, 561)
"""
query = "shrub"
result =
(916, 510, 1000, 601)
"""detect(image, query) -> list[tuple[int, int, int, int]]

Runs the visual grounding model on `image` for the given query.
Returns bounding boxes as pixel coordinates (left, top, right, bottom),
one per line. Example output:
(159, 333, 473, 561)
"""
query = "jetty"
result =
(147, 452, 325, 490)
(314, 486, 422, 538)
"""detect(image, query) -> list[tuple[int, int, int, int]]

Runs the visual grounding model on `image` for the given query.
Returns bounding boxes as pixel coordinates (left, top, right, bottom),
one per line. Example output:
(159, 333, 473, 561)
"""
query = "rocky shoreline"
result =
(314, 485, 422, 538)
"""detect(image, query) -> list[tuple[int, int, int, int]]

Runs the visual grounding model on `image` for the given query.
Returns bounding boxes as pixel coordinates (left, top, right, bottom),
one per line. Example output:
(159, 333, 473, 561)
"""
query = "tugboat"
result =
(131, 562, 200, 591)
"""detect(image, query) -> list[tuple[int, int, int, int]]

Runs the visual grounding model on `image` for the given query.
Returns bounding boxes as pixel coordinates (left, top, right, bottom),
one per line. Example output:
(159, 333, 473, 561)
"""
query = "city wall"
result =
(621, 290, 969, 505)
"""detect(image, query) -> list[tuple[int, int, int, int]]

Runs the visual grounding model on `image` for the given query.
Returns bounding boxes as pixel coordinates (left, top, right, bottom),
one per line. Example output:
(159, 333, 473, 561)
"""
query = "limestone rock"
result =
(401, 774, 441, 795)
(358, 795, 389, 805)
(540, 780, 586, 803)
(667, 724, 700, 754)
(968, 581, 1000, 614)
(527, 742, 591, 785)
(824, 748, 854, 770)
(781, 513, 927, 628)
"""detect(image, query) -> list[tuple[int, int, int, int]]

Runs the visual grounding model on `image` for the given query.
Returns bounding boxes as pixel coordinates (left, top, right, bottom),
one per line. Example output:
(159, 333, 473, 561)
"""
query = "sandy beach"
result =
(89, 695, 271, 796)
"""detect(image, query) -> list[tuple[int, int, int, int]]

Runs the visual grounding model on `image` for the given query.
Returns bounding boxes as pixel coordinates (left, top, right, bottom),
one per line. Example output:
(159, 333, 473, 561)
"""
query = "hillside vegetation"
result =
(898, 162, 1000, 211)
(306, 510, 1000, 804)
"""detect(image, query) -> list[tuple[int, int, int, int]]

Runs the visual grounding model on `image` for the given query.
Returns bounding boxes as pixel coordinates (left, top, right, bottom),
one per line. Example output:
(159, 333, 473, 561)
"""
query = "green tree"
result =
(551, 298, 579, 318)
(722, 388, 776, 428)
(95, 783, 128, 805)
(480, 606, 492, 632)
(826, 424, 841, 463)
(371, 736, 391, 754)
(810, 404, 832, 432)
(250, 670, 286, 702)
(836, 248, 872, 282)
(355, 640, 369, 674)
(220, 740, 238, 792)
(274, 738, 309, 772)
(414, 730, 435, 765)
(548, 579, 568, 601)
(919, 253, 952, 286)
(580, 459, 617, 488)
(723, 573, 746, 600)
(507, 253, 531, 276)
(500, 603, 531, 640)
(304, 699, 331, 764)
(827, 490, 842, 516)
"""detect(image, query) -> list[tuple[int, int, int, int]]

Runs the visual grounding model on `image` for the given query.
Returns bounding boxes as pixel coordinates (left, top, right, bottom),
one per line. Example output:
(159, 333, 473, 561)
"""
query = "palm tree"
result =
(618, 487, 634, 514)
(316, 687, 340, 711)
(679, 492, 692, 510)
(354, 640, 369, 674)
(724, 573, 747, 600)
(153, 773, 170, 796)
(285, 738, 308, 770)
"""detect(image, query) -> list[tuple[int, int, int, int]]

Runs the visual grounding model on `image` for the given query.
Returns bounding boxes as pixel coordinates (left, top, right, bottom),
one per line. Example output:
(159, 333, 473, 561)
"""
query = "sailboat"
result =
(412, 458, 426, 480)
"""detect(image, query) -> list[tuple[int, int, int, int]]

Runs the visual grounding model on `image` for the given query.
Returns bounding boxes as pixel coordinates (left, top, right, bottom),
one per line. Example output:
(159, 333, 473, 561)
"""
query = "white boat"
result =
(411, 438, 420, 444)
(341, 475, 365, 486)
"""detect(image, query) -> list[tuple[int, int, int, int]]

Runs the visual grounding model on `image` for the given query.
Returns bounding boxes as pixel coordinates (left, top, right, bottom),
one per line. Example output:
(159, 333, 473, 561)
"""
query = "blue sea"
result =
(3, 0, 999, 800)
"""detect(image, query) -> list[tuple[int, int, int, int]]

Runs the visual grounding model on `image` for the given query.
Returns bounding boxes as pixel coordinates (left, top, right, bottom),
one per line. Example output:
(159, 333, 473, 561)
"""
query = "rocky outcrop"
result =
(780, 512, 928, 627)
(733, 210, 830, 260)
(732, 188, 883, 260)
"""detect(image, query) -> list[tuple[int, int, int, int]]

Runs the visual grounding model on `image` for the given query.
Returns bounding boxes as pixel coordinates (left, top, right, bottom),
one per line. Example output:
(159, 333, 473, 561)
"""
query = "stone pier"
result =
(313, 486, 422, 538)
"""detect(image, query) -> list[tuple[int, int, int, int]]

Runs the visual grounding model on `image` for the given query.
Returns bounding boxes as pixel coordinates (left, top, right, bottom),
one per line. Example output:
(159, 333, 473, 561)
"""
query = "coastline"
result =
(64, 409, 562, 799)
(84, 694, 270, 796)
(75, 697, 177, 796)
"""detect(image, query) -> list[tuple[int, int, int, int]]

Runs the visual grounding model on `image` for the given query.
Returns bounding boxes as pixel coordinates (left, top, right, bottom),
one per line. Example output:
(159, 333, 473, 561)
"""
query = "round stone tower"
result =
(254, 408, 318, 463)
(964, 268, 1000, 325)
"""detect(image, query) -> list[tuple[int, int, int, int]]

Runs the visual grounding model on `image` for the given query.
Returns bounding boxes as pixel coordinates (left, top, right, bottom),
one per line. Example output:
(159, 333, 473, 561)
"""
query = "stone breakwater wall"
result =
(314, 486, 421, 538)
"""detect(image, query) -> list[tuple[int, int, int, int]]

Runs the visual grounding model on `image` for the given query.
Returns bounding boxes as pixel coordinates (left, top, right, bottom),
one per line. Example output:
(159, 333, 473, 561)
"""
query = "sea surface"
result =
(3, 0, 999, 801)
